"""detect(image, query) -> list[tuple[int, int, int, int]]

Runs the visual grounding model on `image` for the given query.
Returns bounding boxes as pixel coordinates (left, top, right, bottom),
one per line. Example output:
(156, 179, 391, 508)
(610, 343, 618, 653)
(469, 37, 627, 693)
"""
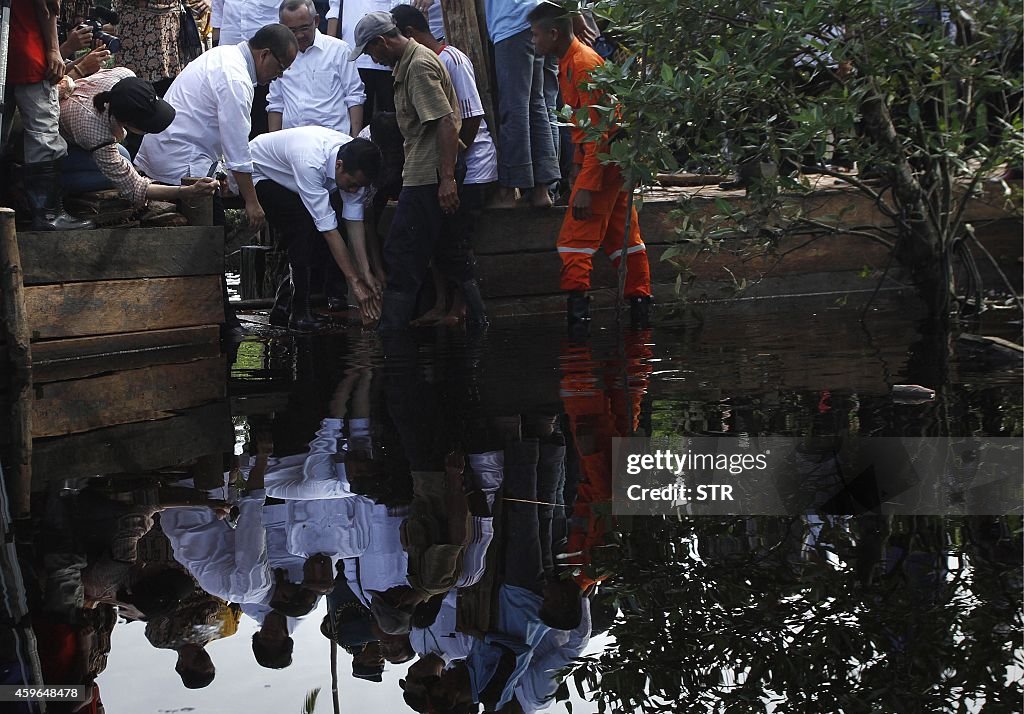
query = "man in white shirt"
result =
(269, 0, 366, 136)
(251, 126, 383, 329)
(135, 24, 298, 233)
(211, 0, 281, 47)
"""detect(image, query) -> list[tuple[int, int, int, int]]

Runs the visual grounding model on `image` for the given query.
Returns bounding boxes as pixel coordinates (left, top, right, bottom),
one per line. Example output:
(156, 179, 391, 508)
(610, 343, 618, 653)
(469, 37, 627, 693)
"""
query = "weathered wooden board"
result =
(452, 181, 1021, 256)
(31, 357, 226, 438)
(17, 227, 224, 284)
(32, 325, 221, 383)
(31, 400, 233, 486)
(474, 235, 895, 299)
(23, 276, 223, 340)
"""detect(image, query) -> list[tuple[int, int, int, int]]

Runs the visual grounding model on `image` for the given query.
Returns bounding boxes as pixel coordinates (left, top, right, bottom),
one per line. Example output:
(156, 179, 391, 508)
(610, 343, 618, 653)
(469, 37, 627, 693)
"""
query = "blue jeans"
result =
(62, 143, 132, 194)
(493, 28, 561, 189)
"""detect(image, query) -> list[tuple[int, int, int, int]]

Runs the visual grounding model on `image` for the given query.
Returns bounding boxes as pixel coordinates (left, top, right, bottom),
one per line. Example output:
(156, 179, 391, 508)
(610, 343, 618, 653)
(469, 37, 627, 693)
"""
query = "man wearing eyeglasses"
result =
(135, 24, 298, 233)
(268, 0, 366, 137)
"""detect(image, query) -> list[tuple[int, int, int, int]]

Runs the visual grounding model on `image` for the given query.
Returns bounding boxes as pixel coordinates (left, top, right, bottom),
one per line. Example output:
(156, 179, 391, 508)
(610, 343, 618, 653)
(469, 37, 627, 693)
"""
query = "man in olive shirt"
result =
(349, 11, 487, 330)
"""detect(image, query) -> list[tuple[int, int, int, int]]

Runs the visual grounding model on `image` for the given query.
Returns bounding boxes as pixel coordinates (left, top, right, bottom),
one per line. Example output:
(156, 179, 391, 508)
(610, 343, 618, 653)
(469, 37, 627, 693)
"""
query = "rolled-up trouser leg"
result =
(381, 185, 443, 329)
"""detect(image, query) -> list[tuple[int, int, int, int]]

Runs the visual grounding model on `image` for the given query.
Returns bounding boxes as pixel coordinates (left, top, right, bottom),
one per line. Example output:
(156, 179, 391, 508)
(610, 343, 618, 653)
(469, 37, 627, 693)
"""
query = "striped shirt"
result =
(393, 38, 461, 187)
(437, 44, 497, 185)
(59, 67, 152, 207)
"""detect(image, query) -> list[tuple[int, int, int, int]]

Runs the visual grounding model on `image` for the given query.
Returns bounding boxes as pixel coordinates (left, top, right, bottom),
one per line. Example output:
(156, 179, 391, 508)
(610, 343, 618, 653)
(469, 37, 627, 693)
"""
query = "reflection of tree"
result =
(565, 515, 1022, 713)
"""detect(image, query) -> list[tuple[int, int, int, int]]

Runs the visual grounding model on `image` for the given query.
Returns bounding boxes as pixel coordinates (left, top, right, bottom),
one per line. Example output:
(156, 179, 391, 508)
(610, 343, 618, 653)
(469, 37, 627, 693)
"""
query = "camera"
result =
(85, 6, 121, 53)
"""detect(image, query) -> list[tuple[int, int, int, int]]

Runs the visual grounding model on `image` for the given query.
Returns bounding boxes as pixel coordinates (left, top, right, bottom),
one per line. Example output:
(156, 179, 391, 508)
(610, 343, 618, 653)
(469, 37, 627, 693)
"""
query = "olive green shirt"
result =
(393, 38, 461, 187)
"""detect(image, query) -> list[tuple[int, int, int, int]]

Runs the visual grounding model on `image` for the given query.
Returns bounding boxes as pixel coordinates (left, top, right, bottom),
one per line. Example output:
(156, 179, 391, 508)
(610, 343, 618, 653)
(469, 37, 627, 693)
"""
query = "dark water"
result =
(2, 295, 1021, 713)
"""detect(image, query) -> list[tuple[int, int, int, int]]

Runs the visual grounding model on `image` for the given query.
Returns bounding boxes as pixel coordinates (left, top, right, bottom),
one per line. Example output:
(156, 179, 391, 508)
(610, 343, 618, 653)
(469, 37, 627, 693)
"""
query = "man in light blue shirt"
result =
(483, 0, 561, 209)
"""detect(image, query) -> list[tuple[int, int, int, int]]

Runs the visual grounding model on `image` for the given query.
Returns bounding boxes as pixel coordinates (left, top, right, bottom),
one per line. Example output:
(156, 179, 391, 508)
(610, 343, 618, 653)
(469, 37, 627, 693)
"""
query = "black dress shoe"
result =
(325, 296, 347, 312)
(269, 305, 290, 327)
(288, 314, 326, 332)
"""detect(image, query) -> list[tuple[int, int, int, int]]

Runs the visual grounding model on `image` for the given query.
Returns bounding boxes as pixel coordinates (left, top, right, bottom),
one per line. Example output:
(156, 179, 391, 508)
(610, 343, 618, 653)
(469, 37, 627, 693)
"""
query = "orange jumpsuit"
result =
(560, 330, 652, 589)
(557, 38, 651, 298)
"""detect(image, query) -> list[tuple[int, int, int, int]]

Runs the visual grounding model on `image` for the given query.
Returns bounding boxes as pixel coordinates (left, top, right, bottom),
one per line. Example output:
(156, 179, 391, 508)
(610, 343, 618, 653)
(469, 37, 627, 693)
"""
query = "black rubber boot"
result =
(461, 279, 489, 329)
(269, 271, 293, 327)
(288, 267, 326, 332)
(566, 291, 591, 323)
(378, 289, 418, 332)
(23, 161, 95, 231)
(567, 291, 591, 341)
(629, 295, 653, 329)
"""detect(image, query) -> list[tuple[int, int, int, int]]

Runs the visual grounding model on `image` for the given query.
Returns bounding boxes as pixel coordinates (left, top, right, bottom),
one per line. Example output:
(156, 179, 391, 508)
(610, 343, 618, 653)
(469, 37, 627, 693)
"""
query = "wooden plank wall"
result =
(0, 226, 229, 452)
(377, 183, 1019, 317)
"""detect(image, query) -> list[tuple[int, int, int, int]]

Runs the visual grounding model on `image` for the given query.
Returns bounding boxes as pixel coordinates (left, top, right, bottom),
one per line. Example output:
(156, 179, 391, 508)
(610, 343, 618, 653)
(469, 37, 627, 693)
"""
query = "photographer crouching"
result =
(58, 66, 219, 207)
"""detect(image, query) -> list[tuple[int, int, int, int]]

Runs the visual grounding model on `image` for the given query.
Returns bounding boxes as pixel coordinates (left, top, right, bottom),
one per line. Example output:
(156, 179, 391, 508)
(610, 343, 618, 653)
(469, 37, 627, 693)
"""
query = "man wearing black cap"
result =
(349, 11, 485, 331)
(59, 66, 220, 208)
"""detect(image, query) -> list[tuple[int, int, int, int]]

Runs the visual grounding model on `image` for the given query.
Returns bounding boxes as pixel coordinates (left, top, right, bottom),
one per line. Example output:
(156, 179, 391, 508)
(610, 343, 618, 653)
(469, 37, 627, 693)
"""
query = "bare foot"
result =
(411, 306, 446, 326)
(530, 185, 553, 209)
(437, 299, 466, 326)
(486, 186, 520, 209)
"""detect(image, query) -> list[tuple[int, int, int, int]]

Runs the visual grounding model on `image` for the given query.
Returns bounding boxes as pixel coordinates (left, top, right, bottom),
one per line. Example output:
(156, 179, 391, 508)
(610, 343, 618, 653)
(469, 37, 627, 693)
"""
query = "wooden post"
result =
(0, 208, 34, 520)
(180, 177, 214, 227)
(441, 0, 497, 134)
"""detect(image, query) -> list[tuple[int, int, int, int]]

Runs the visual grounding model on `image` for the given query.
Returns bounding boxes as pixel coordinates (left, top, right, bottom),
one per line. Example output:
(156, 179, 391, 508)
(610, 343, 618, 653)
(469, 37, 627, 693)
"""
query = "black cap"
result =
(108, 77, 176, 134)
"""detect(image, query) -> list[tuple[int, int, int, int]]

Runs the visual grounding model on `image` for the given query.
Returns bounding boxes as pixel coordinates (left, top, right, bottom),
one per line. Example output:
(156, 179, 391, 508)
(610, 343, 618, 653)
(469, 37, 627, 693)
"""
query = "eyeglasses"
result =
(286, 20, 317, 35)
(268, 49, 290, 77)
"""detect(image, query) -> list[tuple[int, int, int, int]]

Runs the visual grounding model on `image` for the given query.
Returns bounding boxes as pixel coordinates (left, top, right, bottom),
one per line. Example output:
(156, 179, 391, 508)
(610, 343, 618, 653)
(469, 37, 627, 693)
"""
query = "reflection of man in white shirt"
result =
(135, 26, 297, 233)
(269, 0, 366, 136)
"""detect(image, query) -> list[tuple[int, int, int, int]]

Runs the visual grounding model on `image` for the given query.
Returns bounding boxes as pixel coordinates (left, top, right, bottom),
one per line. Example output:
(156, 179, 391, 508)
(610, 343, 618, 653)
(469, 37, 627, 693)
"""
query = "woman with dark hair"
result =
(58, 66, 219, 205)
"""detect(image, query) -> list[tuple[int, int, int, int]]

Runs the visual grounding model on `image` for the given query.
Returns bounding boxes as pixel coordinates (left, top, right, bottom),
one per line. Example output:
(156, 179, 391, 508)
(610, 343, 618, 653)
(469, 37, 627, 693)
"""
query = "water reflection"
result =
(1, 296, 1021, 713)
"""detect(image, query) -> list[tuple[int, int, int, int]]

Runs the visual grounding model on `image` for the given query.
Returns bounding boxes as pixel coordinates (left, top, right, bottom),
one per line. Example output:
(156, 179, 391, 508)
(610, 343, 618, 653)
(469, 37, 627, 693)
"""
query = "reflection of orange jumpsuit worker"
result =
(560, 331, 652, 589)
(557, 36, 652, 323)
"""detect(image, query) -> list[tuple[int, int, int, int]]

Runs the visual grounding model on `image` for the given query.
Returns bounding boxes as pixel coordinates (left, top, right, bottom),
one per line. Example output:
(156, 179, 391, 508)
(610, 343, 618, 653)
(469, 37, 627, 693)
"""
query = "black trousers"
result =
(358, 68, 395, 121)
(250, 84, 270, 140)
(256, 180, 330, 269)
(384, 178, 476, 297)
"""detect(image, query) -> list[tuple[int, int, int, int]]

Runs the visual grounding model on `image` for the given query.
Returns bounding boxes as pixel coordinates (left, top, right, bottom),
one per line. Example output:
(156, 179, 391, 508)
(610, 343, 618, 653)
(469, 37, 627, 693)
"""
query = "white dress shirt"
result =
(343, 504, 410, 608)
(438, 44, 497, 185)
(239, 502, 308, 631)
(410, 590, 476, 664)
(160, 490, 274, 605)
(265, 418, 359, 500)
(211, 0, 280, 47)
(428, 3, 445, 40)
(250, 126, 367, 232)
(514, 599, 592, 713)
(286, 498, 373, 559)
(267, 30, 366, 135)
(135, 42, 257, 185)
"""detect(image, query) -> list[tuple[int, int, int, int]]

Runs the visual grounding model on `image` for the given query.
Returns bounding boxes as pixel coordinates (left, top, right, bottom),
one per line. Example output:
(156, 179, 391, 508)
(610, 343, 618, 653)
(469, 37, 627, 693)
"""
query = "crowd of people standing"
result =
(1, 0, 652, 332)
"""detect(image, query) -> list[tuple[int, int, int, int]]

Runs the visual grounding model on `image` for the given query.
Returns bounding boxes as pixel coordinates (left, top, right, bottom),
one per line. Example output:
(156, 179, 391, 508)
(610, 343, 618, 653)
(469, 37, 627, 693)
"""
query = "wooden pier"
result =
(0, 218, 233, 509)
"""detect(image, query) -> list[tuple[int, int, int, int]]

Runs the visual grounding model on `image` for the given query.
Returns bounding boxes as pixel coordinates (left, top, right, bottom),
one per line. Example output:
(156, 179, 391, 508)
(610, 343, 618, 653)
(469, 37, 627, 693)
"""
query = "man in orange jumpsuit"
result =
(528, 2, 652, 329)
